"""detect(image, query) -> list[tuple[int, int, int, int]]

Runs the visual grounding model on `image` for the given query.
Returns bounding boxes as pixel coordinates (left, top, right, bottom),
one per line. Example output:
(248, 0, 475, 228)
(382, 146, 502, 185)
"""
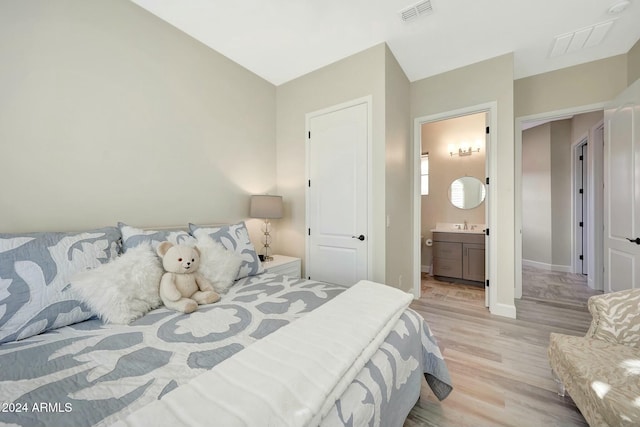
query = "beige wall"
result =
(572, 111, 604, 140)
(550, 120, 573, 267)
(522, 123, 552, 264)
(275, 44, 387, 282)
(0, 0, 276, 245)
(411, 53, 515, 314)
(628, 39, 640, 85)
(522, 120, 574, 269)
(275, 43, 415, 289)
(384, 46, 412, 291)
(420, 113, 486, 268)
(514, 55, 627, 117)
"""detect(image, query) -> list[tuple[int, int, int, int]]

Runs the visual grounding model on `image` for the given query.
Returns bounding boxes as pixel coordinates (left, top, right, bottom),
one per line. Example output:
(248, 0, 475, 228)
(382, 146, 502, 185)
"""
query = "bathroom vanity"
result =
(432, 231, 485, 283)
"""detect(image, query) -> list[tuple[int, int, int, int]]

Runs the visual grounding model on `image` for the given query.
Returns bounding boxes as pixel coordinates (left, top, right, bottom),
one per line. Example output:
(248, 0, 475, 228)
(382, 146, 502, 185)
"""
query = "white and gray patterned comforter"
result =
(0, 273, 452, 427)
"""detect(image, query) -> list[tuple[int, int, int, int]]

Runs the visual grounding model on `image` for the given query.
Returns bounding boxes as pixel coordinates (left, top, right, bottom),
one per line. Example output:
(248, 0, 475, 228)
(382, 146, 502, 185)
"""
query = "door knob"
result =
(352, 234, 365, 241)
(626, 237, 640, 245)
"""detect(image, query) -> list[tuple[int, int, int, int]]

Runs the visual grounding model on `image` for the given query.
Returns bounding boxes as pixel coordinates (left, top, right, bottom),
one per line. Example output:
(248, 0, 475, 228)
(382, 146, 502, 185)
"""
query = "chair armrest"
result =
(586, 288, 640, 347)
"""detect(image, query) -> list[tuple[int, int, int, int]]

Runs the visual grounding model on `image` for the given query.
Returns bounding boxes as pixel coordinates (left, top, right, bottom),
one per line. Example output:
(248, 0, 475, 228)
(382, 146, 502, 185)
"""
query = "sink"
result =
(431, 222, 485, 234)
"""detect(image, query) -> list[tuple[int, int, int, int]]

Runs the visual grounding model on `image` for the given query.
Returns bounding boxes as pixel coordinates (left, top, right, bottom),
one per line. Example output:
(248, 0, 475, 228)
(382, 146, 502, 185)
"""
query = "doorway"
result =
(515, 105, 606, 299)
(420, 113, 488, 300)
(573, 138, 588, 276)
(413, 102, 498, 313)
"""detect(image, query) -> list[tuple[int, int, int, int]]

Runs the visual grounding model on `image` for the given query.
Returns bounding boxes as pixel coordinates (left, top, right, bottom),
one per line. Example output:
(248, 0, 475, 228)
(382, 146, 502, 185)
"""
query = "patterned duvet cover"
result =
(0, 273, 451, 427)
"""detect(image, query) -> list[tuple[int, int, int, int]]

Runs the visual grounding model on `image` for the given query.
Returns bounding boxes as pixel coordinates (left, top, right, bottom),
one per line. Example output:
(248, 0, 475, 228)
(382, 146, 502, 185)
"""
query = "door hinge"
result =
(579, 155, 583, 161)
(486, 126, 490, 134)
(308, 179, 311, 187)
(579, 188, 583, 194)
(486, 279, 489, 287)
(485, 228, 489, 236)
(308, 228, 311, 236)
(579, 255, 584, 260)
(485, 177, 490, 185)
(579, 222, 583, 227)
(308, 131, 311, 139)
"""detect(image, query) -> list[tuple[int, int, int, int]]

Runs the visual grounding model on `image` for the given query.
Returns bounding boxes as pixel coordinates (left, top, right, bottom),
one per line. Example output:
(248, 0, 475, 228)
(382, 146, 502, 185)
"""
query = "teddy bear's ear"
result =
(193, 246, 201, 257)
(157, 241, 174, 257)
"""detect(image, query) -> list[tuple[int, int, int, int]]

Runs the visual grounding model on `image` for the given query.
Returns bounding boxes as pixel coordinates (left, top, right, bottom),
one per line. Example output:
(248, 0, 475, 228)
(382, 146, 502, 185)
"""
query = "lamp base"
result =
(261, 219, 273, 262)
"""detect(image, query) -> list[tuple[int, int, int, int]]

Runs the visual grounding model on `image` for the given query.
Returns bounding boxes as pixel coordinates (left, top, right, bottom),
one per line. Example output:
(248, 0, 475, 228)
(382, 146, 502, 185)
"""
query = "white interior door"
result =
(604, 79, 640, 292)
(306, 99, 369, 286)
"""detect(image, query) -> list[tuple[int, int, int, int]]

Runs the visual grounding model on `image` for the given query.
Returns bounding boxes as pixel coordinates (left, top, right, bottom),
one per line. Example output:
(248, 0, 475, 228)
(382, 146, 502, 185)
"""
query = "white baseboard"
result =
(522, 259, 572, 273)
(491, 302, 516, 319)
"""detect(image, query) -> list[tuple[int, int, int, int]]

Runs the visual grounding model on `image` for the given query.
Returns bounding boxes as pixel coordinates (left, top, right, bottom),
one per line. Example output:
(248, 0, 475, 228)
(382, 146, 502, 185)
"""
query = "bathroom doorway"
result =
(413, 103, 497, 311)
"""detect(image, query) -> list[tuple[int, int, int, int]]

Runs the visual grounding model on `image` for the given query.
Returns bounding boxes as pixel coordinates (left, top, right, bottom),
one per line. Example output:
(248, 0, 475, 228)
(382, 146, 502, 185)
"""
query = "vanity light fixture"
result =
(448, 139, 482, 157)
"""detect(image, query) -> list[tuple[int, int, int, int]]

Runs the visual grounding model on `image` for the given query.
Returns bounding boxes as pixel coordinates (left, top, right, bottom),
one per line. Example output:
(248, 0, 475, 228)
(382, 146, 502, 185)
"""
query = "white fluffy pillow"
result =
(70, 243, 163, 324)
(196, 235, 244, 294)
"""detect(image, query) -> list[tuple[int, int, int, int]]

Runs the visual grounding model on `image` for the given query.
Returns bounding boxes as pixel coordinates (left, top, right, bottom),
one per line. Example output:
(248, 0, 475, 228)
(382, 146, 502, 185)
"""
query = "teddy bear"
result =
(156, 242, 220, 313)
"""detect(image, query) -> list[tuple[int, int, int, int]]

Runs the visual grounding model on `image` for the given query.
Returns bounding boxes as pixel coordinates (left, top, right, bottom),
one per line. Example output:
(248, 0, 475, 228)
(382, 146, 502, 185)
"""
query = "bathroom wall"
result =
(420, 112, 486, 270)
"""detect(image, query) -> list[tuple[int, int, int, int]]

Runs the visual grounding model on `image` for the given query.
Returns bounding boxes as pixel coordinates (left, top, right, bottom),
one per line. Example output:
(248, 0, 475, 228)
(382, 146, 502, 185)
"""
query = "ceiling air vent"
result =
(549, 19, 615, 57)
(400, 0, 433, 22)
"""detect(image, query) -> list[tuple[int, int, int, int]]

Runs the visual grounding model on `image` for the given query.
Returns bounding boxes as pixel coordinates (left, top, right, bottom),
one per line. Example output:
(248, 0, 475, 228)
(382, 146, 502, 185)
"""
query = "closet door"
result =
(306, 98, 370, 286)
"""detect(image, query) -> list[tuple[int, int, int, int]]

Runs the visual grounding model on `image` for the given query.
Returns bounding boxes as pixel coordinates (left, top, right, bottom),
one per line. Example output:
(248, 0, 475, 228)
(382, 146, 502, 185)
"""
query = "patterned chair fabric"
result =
(548, 288, 640, 427)
(586, 288, 640, 347)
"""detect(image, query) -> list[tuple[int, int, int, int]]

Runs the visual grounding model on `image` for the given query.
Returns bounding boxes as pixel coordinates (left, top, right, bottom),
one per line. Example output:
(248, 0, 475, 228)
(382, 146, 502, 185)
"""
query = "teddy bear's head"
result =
(157, 242, 201, 274)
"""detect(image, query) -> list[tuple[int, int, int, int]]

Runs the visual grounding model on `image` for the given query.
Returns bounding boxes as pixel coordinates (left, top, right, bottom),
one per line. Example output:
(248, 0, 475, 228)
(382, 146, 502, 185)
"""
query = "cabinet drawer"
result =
(433, 241, 462, 259)
(433, 257, 462, 278)
(463, 244, 485, 282)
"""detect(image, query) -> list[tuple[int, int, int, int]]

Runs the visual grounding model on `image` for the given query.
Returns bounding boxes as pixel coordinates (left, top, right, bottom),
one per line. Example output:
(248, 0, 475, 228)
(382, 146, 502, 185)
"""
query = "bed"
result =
(0, 223, 452, 427)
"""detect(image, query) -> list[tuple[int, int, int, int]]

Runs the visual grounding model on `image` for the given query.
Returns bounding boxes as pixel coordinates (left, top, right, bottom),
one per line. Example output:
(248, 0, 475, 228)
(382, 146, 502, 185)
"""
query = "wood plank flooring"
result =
(405, 269, 600, 427)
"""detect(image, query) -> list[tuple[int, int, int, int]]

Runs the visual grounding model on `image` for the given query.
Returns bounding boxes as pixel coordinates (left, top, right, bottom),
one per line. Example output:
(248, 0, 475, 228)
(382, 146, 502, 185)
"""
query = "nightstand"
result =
(262, 255, 301, 278)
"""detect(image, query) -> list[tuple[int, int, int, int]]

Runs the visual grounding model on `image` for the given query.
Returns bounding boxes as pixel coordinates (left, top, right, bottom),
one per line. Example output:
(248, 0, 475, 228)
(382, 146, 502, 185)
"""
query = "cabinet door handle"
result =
(626, 237, 640, 245)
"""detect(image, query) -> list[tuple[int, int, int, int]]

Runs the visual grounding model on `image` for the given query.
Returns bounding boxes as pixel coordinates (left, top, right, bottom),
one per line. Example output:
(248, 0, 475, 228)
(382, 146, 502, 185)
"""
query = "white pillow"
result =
(70, 243, 163, 324)
(196, 235, 244, 294)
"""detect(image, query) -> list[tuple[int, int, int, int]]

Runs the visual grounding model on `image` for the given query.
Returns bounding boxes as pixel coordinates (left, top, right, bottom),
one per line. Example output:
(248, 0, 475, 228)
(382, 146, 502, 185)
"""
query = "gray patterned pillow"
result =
(118, 223, 196, 252)
(0, 227, 121, 343)
(189, 222, 264, 279)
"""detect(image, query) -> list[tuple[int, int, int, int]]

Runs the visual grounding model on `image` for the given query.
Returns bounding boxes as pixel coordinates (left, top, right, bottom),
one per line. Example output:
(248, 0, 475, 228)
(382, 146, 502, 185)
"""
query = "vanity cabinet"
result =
(432, 232, 485, 283)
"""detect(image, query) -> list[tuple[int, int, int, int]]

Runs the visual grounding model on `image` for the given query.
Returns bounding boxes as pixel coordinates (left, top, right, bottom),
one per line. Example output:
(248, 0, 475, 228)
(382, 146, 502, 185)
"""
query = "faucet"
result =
(463, 220, 468, 230)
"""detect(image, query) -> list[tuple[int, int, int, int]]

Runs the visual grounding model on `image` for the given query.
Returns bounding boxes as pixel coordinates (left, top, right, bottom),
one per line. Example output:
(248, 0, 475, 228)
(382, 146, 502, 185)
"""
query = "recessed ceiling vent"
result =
(400, 0, 433, 22)
(549, 19, 615, 57)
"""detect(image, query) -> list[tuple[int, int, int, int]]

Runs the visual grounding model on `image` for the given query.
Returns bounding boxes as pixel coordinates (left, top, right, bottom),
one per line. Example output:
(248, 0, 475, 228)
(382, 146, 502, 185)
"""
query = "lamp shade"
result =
(250, 195, 283, 219)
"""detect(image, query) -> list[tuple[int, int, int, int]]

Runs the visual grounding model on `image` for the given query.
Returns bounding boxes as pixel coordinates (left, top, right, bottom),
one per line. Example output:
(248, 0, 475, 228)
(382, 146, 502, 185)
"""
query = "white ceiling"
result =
(130, 0, 640, 86)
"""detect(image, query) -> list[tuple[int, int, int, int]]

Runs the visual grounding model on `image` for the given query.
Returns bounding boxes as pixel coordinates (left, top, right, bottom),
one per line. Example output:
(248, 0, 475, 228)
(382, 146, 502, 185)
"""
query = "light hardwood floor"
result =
(405, 269, 601, 427)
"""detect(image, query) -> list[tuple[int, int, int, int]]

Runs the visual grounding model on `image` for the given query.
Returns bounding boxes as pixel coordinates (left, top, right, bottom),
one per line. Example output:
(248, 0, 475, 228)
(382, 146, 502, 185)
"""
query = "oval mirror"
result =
(448, 176, 486, 209)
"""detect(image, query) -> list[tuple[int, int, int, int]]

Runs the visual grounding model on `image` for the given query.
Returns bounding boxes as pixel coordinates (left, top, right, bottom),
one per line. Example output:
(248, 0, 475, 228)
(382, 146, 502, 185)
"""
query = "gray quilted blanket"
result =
(0, 273, 451, 427)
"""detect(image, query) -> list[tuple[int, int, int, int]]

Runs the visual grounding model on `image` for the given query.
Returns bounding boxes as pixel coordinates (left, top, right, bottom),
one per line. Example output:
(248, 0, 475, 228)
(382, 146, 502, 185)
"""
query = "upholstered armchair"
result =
(548, 288, 640, 427)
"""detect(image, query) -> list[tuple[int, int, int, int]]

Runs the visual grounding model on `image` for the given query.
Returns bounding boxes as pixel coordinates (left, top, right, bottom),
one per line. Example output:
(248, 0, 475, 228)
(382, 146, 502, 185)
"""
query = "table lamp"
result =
(249, 195, 283, 261)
